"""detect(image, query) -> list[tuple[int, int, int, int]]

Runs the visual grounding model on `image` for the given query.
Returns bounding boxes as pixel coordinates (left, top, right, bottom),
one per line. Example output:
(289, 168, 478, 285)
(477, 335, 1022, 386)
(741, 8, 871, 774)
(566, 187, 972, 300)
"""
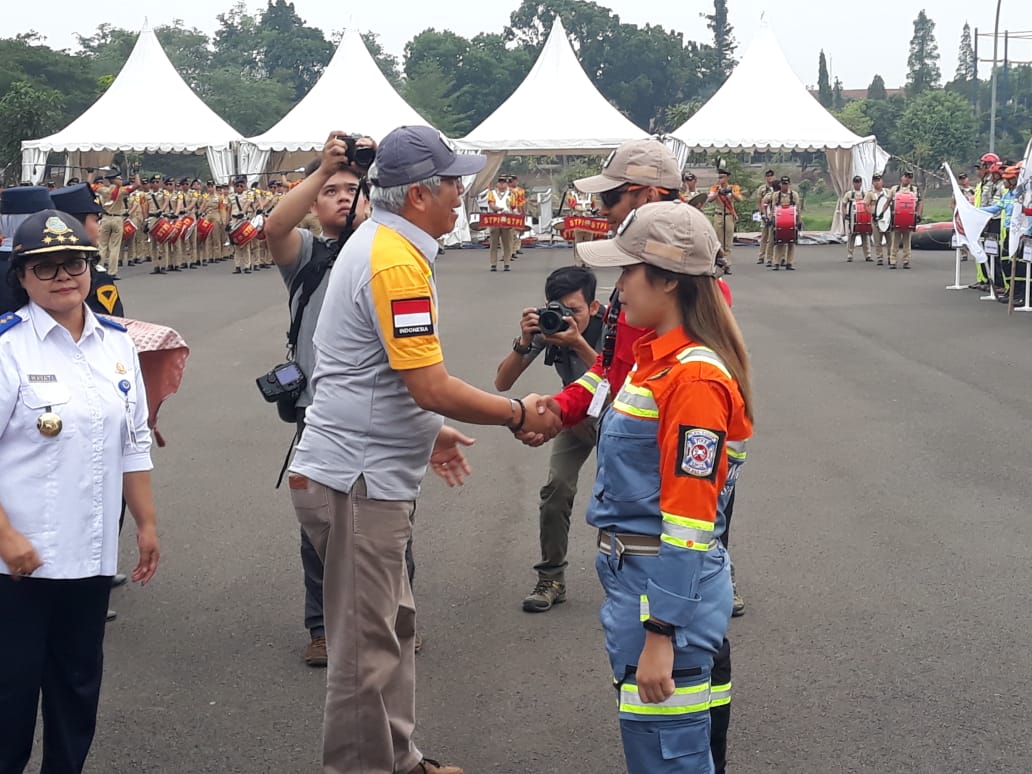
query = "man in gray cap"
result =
(287, 125, 561, 774)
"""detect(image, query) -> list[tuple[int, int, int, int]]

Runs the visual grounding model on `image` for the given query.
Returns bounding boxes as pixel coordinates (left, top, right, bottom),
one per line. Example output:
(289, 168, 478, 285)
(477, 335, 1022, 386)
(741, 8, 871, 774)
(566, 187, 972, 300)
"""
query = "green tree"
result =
(702, 0, 736, 81)
(832, 77, 844, 110)
(0, 80, 64, 183)
(665, 98, 704, 130)
(402, 61, 470, 136)
(835, 100, 874, 136)
(867, 74, 887, 100)
(954, 22, 975, 82)
(895, 89, 976, 170)
(200, 67, 293, 136)
(817, 50, 832, 107)
(258, 0, 332, 101)
(906, 9, 941, 96)
(361, 32, 402, 89)
(156, 22, 213, 91)
(211, 2, 264, 77)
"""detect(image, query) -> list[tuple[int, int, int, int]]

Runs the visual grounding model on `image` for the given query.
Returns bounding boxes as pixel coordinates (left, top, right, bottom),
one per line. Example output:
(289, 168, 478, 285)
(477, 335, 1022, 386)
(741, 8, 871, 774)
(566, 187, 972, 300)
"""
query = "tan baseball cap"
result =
(575, 201, 721, 276)
(574, 139, 682, 193)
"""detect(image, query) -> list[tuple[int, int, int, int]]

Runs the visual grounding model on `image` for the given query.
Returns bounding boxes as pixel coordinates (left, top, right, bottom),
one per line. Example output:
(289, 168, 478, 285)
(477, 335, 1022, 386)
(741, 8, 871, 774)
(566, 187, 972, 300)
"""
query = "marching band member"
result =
(864, 175, 890, 266)
(487, 175, 514, 272)
(508, 174, 527, 262)
(706, 168, 742, 273)
(754, 170, 776, 266)
(762, 176, 801, 271)
(840, 175, 871, 262)
(229, 178, 254, 275)
(887, 170, 921, 269)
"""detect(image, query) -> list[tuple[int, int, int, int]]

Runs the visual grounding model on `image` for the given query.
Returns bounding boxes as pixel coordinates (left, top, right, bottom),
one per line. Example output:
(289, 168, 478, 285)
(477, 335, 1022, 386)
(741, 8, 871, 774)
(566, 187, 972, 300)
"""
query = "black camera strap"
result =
(601, 287, 621, 371)
(285, 177, 369, 356)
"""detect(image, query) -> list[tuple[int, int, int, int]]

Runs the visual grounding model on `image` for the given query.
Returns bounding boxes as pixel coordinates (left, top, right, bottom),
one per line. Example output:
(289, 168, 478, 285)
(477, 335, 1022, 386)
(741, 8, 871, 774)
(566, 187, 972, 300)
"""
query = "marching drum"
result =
(150, 217, 176, 244)
(178, 215, 196, 242)
(891, 192, 918, 231)
(229, 219, 258, 246)
(122, 219, 138, 242)
(196, 218, 215, 243)
(773, 205, 799, 244)
(850, 201, 872, 234)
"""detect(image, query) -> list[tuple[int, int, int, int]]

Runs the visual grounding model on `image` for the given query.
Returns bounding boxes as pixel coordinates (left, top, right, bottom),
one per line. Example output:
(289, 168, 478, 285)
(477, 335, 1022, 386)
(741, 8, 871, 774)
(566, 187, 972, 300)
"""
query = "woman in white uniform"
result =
(0, 209, 160, 774)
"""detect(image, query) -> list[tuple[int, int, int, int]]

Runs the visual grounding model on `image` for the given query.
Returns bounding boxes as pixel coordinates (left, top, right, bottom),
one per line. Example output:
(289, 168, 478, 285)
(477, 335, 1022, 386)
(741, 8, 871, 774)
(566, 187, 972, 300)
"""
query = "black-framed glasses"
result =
(28, 256, 90, 281)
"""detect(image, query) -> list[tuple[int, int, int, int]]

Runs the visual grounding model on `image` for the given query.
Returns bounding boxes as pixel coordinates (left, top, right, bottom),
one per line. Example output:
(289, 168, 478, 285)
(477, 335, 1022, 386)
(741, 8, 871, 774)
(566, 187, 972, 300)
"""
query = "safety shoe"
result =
(304, 635, 328, 668)
(522, 579, 566, 612)
(730, 565, 745, 618)
(405, 758, 463, 774)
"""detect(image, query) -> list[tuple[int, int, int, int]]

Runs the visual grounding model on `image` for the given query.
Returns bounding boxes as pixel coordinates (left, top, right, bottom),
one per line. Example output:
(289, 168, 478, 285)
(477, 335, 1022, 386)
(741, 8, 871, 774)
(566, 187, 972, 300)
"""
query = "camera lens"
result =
(353, 146, 376, 167)
(538, 310, 568, 335)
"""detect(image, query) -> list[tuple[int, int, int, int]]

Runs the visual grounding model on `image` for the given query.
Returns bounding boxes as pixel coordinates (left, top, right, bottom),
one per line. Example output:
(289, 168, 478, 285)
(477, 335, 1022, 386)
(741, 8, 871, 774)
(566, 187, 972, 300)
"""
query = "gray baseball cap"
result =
(575, 139, 682, 193)
(576, 201, 721, 276)
(372, 126, 486, 187)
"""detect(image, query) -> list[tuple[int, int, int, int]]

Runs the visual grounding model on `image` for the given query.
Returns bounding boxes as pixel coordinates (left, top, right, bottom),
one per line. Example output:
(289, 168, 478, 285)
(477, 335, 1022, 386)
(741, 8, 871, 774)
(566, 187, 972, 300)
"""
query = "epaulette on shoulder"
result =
(96, 315, 127, 332)
(0, 312, 25, 336)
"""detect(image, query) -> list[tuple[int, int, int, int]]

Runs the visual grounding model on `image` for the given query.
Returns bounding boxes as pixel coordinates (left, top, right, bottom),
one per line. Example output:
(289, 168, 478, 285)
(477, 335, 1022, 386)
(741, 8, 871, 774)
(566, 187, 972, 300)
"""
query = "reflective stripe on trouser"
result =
(597, 548, 731, 773)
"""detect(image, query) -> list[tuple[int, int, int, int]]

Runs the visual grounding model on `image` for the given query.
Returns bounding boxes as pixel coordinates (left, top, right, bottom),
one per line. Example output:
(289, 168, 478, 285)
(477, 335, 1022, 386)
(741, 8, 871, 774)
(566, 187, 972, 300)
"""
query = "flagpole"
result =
(989, 0, 1002, 153)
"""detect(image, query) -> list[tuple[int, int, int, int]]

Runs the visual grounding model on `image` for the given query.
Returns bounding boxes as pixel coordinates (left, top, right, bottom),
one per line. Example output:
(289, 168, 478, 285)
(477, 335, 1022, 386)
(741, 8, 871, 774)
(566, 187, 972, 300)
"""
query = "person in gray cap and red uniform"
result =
(287, 125, 561, 774)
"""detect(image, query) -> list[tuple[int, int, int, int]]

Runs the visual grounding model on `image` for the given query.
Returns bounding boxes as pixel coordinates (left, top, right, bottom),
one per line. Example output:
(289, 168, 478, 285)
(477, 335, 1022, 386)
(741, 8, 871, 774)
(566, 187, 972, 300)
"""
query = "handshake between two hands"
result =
(513, 393, 563, 447)
(429, 394, 563, 488)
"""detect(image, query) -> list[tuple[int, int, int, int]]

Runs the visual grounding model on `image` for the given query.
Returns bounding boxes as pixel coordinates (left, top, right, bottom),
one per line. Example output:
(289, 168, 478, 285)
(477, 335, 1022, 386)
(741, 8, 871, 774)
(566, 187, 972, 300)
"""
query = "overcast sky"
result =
(9, 0, 1026, 88)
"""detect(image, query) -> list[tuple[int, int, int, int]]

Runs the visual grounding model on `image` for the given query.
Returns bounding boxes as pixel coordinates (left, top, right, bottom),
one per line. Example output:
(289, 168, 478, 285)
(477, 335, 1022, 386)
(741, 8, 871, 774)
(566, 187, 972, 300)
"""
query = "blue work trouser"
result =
(597, 545, 732, 774)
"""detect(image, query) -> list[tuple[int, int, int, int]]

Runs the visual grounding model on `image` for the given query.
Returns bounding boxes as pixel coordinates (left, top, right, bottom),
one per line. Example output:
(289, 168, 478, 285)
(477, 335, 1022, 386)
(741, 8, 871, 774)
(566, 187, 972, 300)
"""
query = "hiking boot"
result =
(730, 565, 745, 617)
(405, 758, 464, 774)
(522, 579, 566, 612)
(304, 635, 327, 668)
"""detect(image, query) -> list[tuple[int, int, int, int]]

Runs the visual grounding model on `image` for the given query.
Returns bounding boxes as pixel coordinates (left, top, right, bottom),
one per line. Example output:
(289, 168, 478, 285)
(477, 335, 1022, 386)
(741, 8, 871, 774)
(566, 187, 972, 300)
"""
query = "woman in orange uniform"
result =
(576, 201, 753, 773)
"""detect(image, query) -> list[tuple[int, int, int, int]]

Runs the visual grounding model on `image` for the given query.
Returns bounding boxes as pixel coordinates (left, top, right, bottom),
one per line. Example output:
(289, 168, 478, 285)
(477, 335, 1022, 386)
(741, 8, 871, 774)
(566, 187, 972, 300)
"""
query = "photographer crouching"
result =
(262, 130, 375, 667)
(495, 266, 605, 612)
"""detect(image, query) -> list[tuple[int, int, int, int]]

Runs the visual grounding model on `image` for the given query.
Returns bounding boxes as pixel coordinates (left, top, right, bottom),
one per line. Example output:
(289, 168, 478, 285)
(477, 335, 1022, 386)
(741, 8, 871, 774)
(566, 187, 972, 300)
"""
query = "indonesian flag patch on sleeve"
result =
(391, 297, 434, 338)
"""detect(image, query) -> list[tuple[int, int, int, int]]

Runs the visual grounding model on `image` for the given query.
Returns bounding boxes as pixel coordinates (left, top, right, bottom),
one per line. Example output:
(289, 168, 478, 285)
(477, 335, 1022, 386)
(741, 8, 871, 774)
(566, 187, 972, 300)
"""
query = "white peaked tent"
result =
(670, 24, 888, 233)
(21, 27, 241, 184)
(459, 17, 648, 197)
(238, 29, 432, 178)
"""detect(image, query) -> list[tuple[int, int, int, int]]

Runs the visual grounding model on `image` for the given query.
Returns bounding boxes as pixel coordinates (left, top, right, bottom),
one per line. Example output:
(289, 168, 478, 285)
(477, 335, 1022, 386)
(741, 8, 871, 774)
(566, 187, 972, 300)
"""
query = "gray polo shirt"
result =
(290, 210, 444, 500)
(277, 228, 329, 408)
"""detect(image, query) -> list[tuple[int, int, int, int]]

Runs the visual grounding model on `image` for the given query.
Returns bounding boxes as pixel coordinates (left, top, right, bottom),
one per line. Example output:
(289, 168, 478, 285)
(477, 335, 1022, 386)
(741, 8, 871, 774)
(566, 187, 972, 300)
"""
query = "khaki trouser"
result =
(890, 230, 912, 265)
(230, 222, 252, 270)
(872, 226, 890, 260)
(712, 212, 735, 262)
(759, 223, 773, 263)
(846, 230, 871, 259)
(290, 475, 421, 774)
(772, 241, 796, 266)
(130, 218, 146, 262)
(98, 215, 123, 274)
(489, 227, 513, 268)
(572, 229, 594, 266)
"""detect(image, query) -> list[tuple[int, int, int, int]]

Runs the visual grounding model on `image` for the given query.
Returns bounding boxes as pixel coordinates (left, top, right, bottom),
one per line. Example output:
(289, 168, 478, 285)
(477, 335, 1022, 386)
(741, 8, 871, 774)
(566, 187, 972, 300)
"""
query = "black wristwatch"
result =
(643, 619, 675, 638)
(512, 337, 532, 355)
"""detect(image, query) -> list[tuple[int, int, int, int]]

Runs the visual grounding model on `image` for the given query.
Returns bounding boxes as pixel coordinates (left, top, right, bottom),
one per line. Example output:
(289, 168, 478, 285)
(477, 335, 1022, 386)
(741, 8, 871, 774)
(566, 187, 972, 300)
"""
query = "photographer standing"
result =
(495, 266, 605, 612)
(264, 130, 374, 668)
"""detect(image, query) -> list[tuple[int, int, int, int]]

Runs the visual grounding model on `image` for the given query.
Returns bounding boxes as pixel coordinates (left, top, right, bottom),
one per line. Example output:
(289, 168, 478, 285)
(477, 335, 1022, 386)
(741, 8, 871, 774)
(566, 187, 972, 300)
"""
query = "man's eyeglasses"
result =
(27, 256, 90, 281)
(600, 184, 646, 208)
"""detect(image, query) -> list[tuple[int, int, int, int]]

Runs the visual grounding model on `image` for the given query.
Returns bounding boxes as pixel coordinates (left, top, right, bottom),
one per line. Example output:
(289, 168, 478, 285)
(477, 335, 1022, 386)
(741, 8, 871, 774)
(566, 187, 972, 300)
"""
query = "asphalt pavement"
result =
(35, 242, 1032, 774)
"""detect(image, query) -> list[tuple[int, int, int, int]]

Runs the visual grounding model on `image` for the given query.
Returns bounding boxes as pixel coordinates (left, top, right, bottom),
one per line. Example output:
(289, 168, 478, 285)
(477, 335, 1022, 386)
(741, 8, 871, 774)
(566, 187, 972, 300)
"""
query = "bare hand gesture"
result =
(133, 524, 160, 586)
(636, 631, 676, 704)
(430, 425, 476, 487)
(0, 526, 43, 580)
(519, 307, 540, 344)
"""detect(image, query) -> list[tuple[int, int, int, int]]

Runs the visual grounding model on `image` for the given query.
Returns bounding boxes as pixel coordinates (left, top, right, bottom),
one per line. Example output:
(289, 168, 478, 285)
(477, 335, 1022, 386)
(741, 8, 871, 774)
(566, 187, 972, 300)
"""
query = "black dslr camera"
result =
(536, 301, 574, 335)
(337, 134, 376, 169)
(256, 362, 308, 423)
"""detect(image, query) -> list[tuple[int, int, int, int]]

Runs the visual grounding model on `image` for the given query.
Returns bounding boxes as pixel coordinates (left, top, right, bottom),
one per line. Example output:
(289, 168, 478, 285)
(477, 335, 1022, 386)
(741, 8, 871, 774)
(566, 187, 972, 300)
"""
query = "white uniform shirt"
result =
(0, 302, 152, 579)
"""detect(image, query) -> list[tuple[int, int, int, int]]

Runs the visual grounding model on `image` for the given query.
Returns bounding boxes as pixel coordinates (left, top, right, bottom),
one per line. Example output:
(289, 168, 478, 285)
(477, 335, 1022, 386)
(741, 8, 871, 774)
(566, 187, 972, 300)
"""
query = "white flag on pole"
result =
(1010, 139, 1032, 256)
(945, 162, 992, 265)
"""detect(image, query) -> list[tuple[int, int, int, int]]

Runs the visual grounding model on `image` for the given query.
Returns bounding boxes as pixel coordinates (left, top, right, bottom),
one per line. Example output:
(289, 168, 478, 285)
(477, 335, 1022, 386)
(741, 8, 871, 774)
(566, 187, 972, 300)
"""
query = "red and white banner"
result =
(479, 213, 529, 230)
(945, 163, 992, 265)
(562, 216, 610, 235)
